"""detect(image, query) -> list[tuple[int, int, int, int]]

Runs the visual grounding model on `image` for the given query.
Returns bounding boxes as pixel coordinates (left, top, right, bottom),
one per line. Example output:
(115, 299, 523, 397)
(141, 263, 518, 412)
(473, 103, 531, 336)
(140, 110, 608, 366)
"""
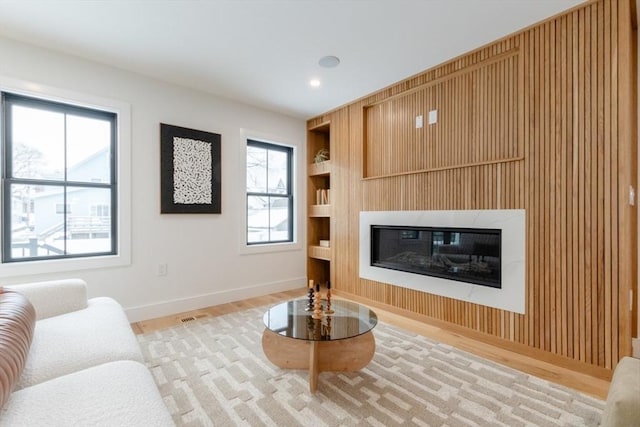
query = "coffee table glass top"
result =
(263, 298, 378, 341)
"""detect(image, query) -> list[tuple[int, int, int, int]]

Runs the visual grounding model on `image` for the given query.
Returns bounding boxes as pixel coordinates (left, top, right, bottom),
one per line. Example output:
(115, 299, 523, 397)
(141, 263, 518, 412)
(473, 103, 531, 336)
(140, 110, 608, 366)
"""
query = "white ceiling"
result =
(0, 0, 586, 119)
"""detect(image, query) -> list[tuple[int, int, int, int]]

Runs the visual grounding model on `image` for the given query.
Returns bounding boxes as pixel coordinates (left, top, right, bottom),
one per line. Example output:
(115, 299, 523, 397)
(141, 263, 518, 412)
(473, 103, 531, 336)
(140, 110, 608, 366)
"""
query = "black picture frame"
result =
(160, 123, 221, 213)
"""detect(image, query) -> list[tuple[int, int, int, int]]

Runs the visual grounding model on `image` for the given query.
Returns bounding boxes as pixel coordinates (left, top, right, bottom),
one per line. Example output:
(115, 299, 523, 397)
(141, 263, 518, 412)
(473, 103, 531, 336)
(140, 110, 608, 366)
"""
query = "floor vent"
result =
(179, 313, 208, 324)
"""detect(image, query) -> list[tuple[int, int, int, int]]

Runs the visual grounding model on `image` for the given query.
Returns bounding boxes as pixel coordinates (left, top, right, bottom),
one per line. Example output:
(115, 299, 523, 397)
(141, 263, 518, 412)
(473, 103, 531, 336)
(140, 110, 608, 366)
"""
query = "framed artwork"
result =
(160, 123, 221, 213)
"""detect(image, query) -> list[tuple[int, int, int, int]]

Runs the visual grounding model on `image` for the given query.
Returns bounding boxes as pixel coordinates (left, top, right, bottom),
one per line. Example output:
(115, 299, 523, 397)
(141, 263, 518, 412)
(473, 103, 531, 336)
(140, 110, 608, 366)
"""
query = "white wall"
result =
(0, 36, 307, 321)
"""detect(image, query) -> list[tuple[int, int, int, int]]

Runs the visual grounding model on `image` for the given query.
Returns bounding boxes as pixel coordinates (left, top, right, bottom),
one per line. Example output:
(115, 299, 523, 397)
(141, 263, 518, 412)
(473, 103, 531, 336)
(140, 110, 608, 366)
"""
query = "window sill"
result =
(239, 240, 302, 255)
(0, 252, 131, 278)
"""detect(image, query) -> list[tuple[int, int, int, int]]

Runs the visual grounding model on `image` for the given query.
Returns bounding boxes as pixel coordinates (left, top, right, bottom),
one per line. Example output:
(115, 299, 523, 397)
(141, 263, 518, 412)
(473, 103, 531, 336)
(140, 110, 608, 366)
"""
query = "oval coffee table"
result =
(262, 298, 378, 392)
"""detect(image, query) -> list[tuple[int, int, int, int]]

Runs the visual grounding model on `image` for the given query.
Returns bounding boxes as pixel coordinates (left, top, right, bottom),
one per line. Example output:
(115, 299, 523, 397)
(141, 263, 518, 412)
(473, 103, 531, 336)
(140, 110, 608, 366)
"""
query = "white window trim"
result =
(238, 128, 302, 255)
(0, 75, 131, 277)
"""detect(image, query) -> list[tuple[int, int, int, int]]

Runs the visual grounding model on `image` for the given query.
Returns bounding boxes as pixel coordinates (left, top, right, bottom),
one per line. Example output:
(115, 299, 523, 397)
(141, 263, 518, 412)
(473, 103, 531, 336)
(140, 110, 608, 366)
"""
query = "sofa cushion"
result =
(0, 360, 175, 426)
(601, 356, 640, 426)
(17, 297, 143, 389)
(7, 279, 88, 321)
(0, 288, 36, 408)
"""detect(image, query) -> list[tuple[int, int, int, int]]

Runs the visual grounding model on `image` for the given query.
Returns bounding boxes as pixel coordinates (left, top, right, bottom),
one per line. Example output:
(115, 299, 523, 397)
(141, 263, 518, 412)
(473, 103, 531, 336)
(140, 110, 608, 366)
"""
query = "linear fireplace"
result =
(360, 210, 526, 313)
(371, 225, 501, 288)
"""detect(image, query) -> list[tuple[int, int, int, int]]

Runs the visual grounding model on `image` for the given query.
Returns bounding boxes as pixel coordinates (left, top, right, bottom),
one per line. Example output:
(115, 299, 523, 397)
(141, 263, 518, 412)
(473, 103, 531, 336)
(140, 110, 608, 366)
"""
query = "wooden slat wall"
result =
(364, 52, 520, 178)
(332, 107, 350, 289)
(316, 0, 636, 372)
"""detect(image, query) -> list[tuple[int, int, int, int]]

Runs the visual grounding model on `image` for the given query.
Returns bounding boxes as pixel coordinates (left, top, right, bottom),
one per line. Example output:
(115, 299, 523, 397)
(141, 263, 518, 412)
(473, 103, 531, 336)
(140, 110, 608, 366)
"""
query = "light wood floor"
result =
(131, 288, 610, 400)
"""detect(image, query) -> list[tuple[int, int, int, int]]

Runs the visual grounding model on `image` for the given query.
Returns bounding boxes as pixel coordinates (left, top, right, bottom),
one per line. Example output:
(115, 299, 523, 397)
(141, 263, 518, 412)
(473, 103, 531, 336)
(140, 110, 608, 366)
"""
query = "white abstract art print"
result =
(172, 137, 212, 204)
(160, 123, 221, 214)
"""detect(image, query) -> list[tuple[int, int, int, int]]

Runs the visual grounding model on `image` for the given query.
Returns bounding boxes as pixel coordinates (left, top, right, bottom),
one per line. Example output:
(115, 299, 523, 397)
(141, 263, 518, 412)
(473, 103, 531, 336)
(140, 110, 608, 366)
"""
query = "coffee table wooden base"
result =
(262, 328, 376, 392)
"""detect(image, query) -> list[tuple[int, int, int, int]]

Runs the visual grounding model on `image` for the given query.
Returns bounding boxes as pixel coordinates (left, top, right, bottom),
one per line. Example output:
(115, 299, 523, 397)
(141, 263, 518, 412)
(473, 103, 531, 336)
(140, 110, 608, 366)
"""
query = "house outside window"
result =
(91, 204, 110, 217)
(1, 93, 117, 262)
(55, 203, 72, 214)
(245, 139, 293, 245)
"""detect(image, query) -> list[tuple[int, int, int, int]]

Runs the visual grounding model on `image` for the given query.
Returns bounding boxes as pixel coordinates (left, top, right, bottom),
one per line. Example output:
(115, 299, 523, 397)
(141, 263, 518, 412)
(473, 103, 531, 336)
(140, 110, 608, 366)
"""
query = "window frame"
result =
(245, 139, 294, 246)
(0, 76, 131, 278)
(1, 92, 118, 263)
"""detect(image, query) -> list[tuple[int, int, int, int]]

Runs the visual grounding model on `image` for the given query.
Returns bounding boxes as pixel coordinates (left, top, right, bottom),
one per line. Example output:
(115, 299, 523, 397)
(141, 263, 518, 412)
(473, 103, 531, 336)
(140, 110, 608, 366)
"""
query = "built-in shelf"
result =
(309, 204, 331, 217)
(307, 121, 332, 286)
(308, 160, 332, 176)
(308, 245, 331, 261)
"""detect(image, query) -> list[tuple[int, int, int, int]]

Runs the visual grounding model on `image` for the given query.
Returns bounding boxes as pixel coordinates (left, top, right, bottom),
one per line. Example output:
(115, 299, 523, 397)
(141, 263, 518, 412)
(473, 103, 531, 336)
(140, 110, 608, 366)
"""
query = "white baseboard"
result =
(633, 337, 640, 358)
(125, 277, 306, 322)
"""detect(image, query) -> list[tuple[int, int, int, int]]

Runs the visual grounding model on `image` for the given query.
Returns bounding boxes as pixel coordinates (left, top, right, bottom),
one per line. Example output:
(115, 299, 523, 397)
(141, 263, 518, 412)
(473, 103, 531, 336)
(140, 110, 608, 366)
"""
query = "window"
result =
(91, 204, 110, 217)
(1, 93, 117, 262)
(246, 139, 293, 245)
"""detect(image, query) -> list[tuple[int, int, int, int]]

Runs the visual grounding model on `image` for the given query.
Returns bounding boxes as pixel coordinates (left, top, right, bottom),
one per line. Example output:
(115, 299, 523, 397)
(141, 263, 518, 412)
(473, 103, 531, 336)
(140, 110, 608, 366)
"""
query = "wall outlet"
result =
(157, 263, 168, 276)
(415, 115, 423, 128)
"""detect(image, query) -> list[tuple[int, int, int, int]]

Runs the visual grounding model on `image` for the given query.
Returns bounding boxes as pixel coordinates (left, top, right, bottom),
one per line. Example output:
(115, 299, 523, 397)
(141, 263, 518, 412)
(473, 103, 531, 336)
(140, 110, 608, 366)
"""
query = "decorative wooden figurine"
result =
(324, 281, 334, 314)
(306, 279, 314, 311)
(312, 283, 323, 319)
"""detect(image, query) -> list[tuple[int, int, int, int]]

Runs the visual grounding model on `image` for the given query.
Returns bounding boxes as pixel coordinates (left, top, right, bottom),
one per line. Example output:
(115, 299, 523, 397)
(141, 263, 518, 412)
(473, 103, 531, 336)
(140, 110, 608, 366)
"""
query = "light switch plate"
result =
(428, 109, 437, 124)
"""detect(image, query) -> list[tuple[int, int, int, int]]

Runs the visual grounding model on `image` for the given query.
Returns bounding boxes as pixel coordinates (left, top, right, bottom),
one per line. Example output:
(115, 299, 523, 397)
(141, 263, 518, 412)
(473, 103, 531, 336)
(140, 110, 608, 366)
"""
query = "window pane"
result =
(9, 184, 112, 259)
(247, 195, 269, 243)
(66, 187, 112, 254)
(246, 146, 266, 193)
(269, 196, 290, 241)
(10, 184, 65, 259)
(267, 149, 288, 194)
(11, 105, 65, 180)
(67, 115, 112, 183)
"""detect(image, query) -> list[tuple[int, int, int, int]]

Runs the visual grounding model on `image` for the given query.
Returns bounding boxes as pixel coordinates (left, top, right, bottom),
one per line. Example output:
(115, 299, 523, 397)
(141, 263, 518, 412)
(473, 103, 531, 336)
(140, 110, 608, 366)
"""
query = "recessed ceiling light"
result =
(319, 55, 340, 68)
(309, 79, 321, 87)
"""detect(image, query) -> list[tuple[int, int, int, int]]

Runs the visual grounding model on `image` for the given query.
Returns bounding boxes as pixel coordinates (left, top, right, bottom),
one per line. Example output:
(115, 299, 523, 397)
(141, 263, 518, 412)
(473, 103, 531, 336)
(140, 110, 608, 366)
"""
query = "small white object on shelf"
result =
(315, 189, 330, 205)
(319, 240, 330, 248)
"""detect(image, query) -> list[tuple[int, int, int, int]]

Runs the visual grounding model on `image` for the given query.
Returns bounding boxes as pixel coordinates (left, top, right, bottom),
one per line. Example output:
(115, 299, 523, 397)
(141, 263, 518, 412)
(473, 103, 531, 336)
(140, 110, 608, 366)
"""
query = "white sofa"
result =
(600, 356, 640, 426)
(0, 279, 174, 427)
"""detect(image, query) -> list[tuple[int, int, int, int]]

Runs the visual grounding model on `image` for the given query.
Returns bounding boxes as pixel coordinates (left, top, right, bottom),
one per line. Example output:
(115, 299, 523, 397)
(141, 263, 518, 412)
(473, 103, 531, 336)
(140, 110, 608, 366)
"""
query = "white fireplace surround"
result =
(360, 210, 526, 314)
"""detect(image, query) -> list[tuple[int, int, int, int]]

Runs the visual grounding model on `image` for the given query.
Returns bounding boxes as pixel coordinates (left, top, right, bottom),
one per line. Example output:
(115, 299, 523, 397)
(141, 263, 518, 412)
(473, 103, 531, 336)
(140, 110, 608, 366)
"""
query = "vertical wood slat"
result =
(590, 2, 599, 366)
(603, 0, 614, 369)
(309, 0, 636, 372)
(610, 0, 620, 366)
(596, 0, 606, 367)
(543, 21, 551, 355)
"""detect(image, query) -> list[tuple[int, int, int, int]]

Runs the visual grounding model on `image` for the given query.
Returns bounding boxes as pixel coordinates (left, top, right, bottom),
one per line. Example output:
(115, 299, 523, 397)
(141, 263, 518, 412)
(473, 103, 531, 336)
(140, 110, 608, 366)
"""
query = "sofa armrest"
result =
(601, 356, 640, 426)
(5, 279, 88, 320)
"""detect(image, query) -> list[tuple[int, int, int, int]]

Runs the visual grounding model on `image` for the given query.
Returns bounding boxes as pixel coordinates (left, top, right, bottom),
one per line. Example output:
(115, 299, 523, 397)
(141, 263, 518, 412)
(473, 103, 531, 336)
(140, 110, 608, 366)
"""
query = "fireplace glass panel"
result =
(371, 225, 501, 288)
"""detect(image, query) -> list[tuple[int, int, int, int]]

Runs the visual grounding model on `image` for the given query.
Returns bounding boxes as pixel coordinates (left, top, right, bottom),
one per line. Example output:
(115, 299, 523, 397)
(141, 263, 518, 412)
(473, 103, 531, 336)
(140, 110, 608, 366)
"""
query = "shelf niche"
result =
(307, 121, 332, 287)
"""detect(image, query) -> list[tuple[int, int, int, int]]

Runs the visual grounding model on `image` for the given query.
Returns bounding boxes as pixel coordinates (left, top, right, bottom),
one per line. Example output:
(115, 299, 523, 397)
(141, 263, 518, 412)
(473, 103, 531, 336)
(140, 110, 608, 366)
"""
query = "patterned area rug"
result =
(137, 305, 604, 426)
